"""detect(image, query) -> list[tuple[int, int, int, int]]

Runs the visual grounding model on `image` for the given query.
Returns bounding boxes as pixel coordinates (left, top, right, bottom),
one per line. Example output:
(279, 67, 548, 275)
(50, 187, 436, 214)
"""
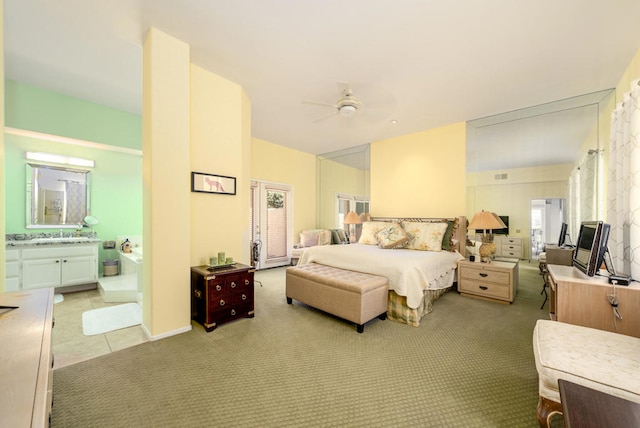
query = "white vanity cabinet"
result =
(5, 249, 20, 292)
(18, 243, 99, 290)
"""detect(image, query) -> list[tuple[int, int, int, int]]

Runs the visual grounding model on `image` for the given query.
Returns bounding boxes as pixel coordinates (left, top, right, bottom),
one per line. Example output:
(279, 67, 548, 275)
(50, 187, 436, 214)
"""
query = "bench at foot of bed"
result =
(285, 263, 389, 333)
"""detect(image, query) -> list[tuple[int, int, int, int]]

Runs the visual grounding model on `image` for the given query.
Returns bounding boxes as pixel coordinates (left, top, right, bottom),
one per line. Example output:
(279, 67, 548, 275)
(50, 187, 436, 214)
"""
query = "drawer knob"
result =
(216, 284, 222, 291)
(231, 282, 237, 288)
(479, 286, 488, 290)
(241, 294, 247, 301)
(194, 289, 202, 299)
(479, 273, 488, 278)
(231, 309, 236, 316)
(245, 279, 250, 286)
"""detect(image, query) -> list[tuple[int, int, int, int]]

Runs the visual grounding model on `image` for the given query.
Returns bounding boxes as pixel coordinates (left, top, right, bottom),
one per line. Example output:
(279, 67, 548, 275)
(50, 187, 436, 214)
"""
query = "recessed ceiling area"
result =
(5, 1, 640, 159)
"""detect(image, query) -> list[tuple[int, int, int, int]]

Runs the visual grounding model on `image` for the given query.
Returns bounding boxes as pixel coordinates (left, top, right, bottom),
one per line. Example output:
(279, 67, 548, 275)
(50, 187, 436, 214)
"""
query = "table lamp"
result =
(468, 210, 507, 262)
(343, 211, 362, 243)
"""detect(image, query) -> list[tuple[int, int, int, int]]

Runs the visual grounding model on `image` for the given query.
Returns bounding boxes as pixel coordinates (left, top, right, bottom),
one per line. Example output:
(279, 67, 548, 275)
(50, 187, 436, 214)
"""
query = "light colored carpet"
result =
(82, 303, 142, 336)
(54, 261, 557, 427)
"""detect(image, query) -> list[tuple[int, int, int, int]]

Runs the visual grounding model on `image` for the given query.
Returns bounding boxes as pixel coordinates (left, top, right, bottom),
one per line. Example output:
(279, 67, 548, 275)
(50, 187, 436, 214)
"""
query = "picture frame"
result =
(191, 172, 236, 195)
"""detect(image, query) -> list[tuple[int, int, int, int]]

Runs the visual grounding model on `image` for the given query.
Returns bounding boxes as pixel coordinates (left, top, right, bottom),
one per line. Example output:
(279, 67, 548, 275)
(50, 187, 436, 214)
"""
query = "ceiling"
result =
(5, 1, 640, 163)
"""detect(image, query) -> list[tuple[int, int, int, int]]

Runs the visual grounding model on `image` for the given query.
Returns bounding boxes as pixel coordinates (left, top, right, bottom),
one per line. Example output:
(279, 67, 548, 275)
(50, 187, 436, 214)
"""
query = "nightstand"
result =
(458, 259, 518, 303)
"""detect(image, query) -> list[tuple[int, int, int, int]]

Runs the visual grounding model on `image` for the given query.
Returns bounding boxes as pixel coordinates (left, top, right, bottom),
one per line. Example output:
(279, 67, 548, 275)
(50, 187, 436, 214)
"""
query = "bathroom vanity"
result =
(5, 238, 100, 292)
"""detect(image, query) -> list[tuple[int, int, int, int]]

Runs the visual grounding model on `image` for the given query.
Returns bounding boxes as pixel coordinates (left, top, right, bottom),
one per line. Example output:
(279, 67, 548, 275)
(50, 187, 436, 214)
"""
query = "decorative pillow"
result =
(376, 223, 409, 249)
(358, 221, 393, 245)
(331, 229, 348, 244)
(300, 232, 320, 247)
(441, 218, 459, 252)
(317, 230, 332, 246)
(402, 221, 449, 251)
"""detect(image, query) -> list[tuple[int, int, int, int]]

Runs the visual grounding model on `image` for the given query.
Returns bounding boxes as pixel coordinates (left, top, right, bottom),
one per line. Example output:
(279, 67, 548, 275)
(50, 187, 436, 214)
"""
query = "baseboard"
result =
(142, 323, 192, 341)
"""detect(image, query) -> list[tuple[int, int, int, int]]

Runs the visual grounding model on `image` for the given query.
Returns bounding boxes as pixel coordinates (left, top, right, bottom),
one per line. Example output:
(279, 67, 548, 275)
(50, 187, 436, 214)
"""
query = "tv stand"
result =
(547, 264, 640, 338)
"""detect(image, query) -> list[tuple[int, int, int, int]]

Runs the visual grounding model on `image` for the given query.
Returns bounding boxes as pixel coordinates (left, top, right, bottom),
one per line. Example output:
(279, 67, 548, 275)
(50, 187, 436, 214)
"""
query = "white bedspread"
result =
(298, 244, 464, 309)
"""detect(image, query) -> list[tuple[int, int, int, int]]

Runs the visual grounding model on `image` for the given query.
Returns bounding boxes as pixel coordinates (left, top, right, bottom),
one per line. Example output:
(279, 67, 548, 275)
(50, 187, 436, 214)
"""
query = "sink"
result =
(30, 236, 91, 243)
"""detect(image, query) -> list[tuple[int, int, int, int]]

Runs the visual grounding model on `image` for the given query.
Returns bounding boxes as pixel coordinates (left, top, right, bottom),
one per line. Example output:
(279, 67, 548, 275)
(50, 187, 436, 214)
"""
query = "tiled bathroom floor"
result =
(52, 288, 148, 369)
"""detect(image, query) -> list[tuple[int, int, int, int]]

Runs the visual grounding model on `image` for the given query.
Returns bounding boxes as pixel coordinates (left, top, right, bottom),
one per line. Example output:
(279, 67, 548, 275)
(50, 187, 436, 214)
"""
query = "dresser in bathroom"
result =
(190, 263, 255, 332)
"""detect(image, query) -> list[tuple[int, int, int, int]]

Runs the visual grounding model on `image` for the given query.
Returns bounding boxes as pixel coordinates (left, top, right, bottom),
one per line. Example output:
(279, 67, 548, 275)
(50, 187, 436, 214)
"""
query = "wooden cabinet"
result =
(191, 264, 255, 332)
(0, 288, 54, 427)
(548, 264, 640, 338)
(21, 245, 98, 290)
(458, 259, 518, 303)
(495, 236, 523, 259)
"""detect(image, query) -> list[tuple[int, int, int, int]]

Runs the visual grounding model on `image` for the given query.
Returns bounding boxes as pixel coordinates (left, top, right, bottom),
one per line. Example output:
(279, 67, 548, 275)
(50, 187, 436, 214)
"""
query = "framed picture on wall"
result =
(191, 172, 236, 195)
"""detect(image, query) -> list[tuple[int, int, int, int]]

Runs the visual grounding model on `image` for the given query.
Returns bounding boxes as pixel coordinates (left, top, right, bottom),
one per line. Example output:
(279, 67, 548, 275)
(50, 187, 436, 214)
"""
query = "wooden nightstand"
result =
(458, 259, 518, 303)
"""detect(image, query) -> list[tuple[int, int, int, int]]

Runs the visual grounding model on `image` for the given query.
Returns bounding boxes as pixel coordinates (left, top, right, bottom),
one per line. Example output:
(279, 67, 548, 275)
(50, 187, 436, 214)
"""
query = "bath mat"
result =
(82, 303, 142, 336)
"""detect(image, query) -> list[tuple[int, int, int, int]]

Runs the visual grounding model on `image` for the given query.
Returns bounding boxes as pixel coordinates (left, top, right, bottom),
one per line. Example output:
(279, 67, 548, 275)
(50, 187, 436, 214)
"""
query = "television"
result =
(492, 215, 509, 235)
(558, 222, 570, 247)
(572, 221, 611, 277)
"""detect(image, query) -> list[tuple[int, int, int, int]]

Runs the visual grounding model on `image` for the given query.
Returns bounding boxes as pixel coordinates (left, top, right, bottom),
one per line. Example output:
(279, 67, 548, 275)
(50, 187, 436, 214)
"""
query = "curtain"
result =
(608, 79, 640, 278)
(65, 181, 86, 225)
(567, 151, 598, 244)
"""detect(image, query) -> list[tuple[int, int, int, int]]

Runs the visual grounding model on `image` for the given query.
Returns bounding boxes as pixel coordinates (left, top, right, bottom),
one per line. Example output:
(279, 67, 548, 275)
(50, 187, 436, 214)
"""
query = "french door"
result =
(250, 180, 293, 269)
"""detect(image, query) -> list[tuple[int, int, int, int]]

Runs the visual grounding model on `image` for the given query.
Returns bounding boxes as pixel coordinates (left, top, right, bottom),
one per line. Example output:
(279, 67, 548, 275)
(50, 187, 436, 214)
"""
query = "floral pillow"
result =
(376, 223, 409, 249)
(402, 221, 449, 251)
(358, 221, 393, 245)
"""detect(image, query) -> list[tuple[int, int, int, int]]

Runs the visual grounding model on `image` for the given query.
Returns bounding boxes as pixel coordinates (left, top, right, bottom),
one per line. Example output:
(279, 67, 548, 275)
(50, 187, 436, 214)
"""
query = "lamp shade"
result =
(359, 212, 371, 222)
(468, 210, 506, 231)
(343, 211, 361, 225)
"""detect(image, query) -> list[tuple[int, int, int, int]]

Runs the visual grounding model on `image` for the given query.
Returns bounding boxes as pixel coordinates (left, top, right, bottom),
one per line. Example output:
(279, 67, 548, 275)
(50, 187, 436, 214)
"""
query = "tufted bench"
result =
(532, 319, 640, 427)
(286, 263, 389, 333)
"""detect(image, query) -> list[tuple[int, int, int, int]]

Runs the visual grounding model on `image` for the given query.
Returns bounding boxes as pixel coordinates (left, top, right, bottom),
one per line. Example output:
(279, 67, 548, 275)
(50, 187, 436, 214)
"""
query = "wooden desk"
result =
(560, 379, 640, 428)
(0, 288, 54, 427)
(548, 265, 640, 338)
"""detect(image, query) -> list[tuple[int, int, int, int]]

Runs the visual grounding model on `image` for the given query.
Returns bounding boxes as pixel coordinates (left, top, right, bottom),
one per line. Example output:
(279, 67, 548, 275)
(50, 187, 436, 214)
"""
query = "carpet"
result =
(82, 303, 142, 336)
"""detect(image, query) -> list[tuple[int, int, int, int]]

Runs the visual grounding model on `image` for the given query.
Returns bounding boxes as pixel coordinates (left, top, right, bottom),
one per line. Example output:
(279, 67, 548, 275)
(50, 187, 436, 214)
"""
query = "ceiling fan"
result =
(302, 82, 395, 124)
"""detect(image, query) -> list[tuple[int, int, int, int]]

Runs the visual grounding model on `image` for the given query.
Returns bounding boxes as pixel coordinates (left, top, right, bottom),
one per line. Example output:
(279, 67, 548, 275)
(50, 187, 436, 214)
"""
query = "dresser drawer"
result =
(501, 245, 523, 258)
(460, 266, 511, 285)
(459, 279, 511, 300)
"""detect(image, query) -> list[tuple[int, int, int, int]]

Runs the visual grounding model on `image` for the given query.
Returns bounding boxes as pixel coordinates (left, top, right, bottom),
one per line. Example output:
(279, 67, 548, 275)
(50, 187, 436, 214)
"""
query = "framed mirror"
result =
(26, 163, 91, 228)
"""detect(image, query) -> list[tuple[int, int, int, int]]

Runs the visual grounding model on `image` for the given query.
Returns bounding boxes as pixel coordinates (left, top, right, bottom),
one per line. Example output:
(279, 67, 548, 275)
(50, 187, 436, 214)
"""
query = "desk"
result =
(560, 379, 640, 428)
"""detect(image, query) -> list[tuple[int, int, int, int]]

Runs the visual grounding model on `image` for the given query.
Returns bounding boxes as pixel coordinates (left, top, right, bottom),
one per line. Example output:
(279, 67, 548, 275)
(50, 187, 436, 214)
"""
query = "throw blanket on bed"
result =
(298, 244, 464, 309)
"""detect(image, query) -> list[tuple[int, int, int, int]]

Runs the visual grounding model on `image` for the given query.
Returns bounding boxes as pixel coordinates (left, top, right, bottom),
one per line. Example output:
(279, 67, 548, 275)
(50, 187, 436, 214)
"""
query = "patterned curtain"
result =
(608, 79, 640, 278)
(65, 181, 86, 225)
(567, 151, 599, 244)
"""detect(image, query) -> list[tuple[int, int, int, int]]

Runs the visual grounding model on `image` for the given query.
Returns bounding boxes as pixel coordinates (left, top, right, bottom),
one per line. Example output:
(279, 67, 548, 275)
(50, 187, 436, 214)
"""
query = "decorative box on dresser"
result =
(494, 236, 524, 259)
(191, 263, 255, 332)
(458, 259, 518, 303)
(0, 288, 54, 427)
(547, 264, 640, 338)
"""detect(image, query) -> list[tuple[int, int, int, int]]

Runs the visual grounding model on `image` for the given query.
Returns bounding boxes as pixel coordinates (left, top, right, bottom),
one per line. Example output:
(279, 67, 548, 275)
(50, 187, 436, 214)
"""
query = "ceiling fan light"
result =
(339, 104, 357, 117)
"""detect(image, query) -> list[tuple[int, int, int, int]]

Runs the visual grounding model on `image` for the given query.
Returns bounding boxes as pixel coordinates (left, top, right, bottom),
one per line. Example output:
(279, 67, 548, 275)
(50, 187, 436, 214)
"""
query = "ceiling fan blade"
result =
(302, 99, 338, 108)
(312, 110, 339, 122)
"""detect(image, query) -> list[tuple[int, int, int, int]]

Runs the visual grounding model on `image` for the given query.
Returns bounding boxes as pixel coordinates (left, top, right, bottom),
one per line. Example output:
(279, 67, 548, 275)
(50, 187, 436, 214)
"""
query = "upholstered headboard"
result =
(369, 216, 467, 253)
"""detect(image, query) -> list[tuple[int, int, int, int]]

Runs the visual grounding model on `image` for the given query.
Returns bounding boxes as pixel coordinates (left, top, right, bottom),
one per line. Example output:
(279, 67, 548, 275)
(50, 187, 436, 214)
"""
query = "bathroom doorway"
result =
(530, 198, 565, 259)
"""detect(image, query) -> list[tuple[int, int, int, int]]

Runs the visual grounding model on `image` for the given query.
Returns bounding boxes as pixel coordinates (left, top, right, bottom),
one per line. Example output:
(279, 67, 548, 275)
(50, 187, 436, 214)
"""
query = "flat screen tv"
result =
(572, 221, 610, 277)
(558, 222, 570, 247)
(492, 215, 509, 235)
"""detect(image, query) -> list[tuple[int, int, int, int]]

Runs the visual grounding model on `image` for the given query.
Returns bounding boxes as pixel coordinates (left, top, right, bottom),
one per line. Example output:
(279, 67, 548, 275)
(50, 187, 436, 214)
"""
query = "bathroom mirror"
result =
(26, 163, 91, 228)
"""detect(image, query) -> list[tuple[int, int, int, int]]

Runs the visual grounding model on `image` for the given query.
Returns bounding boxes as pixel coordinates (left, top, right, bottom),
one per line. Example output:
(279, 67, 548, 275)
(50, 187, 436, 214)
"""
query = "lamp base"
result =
(478, 242, 496, 263)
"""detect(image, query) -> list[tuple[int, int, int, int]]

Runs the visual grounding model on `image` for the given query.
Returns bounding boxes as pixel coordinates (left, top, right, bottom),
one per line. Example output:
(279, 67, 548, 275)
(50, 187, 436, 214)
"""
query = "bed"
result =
(297, 216, 467, 326)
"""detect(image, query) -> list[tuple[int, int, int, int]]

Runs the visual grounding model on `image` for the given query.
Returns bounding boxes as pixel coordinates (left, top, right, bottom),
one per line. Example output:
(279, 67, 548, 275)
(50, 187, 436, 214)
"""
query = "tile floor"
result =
(52, 288, 148, 369)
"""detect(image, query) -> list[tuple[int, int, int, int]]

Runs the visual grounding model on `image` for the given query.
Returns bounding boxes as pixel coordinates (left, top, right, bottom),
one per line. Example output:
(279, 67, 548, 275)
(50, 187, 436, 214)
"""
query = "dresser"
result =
(547, 264, 640, 338)
(0, 288, 54, 427)
(190, 264, 255, 332)
(494, 236, 524, 259)
(458, 259, 518, 303)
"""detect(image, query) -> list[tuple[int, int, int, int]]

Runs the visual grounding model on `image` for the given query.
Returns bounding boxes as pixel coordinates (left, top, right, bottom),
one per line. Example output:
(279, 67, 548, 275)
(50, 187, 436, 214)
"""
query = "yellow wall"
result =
(317, 158, 369, 230)
(616, 47, 640, 100)
(251, 138, 316, 237)
(190, 64, 251, 267)
(370, 122, 466, 217)
(142, 28, 192, 337)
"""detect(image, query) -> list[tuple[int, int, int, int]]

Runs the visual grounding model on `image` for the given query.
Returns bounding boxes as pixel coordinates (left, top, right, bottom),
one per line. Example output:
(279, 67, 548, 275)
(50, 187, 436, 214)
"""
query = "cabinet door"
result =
(22, 259, 62, 289)
(61, 255, 97, 285)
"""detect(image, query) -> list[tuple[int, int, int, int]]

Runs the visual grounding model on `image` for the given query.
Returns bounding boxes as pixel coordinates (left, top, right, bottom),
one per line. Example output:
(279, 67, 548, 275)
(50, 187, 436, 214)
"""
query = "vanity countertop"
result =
(6, 237, 102, 247)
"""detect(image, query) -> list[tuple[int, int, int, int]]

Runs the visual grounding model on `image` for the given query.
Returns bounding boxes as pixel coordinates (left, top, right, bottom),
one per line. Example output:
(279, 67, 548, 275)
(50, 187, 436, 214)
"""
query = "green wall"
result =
(4, 80, 143, 273)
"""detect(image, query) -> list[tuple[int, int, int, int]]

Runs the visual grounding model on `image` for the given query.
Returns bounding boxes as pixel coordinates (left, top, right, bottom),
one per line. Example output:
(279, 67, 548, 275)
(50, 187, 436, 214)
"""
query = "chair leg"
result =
(537, 396, 562, 428)
(540, 287, 548, 309)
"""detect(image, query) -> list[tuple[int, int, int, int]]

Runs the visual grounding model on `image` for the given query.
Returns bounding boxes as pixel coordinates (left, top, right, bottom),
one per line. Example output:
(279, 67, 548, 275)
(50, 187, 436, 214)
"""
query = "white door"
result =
(251, 180, 293, 269)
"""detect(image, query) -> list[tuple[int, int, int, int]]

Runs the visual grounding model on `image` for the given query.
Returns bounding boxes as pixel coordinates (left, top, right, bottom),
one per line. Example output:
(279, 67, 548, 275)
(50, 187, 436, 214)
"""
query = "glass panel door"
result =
(251, 180, 293, 269)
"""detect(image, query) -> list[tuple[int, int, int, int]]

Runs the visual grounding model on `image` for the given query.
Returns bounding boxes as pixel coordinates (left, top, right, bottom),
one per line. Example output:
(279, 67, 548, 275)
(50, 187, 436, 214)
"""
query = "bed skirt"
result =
(387, 287, 451, 327)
